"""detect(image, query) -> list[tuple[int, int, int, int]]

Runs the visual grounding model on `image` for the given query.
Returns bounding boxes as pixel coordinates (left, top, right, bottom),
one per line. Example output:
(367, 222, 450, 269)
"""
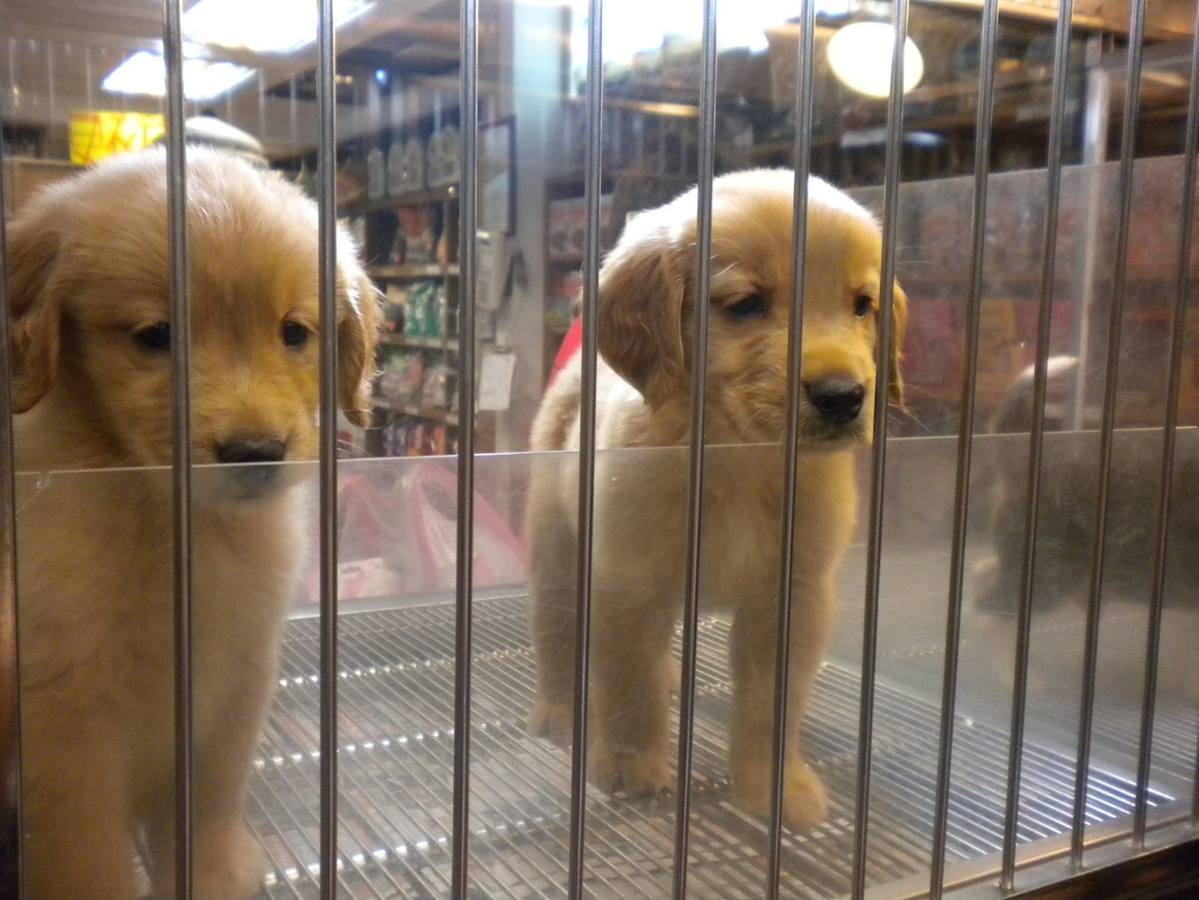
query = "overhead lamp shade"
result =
(826, 21, 924, 99)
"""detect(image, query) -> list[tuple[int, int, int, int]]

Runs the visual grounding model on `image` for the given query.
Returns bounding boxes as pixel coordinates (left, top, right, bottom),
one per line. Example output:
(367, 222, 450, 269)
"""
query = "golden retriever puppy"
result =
(526, 169, 906, 828)
(8, 148, 380, 899)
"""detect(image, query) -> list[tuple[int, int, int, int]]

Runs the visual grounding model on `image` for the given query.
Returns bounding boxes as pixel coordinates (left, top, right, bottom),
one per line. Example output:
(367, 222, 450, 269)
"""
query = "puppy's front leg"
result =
(146, 673, 271, 900)
(727, 589, 834, 830)
(22, 707, 139, 900)
(588, 598, 677, 797)
(527, 493, 580, 747)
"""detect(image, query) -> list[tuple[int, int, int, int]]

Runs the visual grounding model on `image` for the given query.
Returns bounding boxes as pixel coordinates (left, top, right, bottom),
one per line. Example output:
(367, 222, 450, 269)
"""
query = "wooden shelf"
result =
(380, 333, 459, 352)
(341, 184, 458, 215)
(369, 263, 459, 279)
(372, 397, 459, 426)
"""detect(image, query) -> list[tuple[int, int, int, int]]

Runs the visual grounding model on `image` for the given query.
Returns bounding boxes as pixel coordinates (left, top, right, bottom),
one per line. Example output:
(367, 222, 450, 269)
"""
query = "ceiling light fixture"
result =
(102, 50, 255, 101)
(183, 0, 375, 55)
(826, 21, 924, 98)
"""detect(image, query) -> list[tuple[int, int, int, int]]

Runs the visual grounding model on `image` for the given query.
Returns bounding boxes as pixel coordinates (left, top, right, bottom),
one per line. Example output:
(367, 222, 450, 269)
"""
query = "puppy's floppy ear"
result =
(6, 198, 67, 413)
(337, 270, 382, 427)
(597, 217, 686, 407)
(887, 281, 909, 409)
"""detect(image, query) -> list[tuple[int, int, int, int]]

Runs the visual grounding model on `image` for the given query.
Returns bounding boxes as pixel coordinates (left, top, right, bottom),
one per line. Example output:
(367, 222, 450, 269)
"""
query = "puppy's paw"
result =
(195, 820, 266, 900)
(528, 697, 573, 748)
(732, 760, 828, 831)
(780, 763, 828, 830)
(591, 745, 673, 798)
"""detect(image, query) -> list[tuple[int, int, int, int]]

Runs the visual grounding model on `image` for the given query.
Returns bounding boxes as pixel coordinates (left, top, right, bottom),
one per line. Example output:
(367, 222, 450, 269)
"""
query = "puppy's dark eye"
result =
(282, 320, 311, 348)
(133, 322, 170, 352)
(853, 294, 874, 318)
(725, 293, 768, 319)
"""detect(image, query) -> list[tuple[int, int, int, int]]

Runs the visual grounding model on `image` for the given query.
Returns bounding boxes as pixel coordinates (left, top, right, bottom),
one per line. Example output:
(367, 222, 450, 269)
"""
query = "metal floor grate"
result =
(245, 589, 1191, 899)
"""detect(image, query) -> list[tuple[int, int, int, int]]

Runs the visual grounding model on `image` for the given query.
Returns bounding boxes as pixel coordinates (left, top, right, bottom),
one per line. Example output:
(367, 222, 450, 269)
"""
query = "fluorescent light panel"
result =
(102, 50, 255, 100)
(183, 0, 375, 54)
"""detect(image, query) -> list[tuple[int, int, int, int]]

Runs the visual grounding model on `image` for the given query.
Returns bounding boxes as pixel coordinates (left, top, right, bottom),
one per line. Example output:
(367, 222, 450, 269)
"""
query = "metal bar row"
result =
(850, 0, 909, 895)
(1132, 0, 1195, 846)
(2, 1, 1199, 899)
(0, 72, 21, 900)
(450, 0, 479, 892)
(765, 0, 817, 892)
(999, 0, 1075, 888)
(1073, 0, 1148, 863)
(162, 0, 193, 896)
(315, 0, 341, 896)
(566, 0, 604, 892)
(671, 0, 720, 895)
(927, 0, 1001, 893)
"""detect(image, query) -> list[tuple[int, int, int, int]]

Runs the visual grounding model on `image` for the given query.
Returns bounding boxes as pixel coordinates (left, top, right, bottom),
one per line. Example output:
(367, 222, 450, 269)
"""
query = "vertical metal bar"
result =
(1131, 0, 1190, 845)
(315, 0, 339, 896)
(1071, 0, 1147, 864)
(1073, 61, 1109, 430)
(45, 43, 55, 154)
(671, 0, 718, 895)
(162, 0, 193, 896)
(84, 45, 94, 117)
(849, 0, 908, 895)
(450, 0, 479, 893)
(258, 70, 267, 147)
(566, 0, 602, 894)
(927, 0, 999, 893)
(764, 0, 815, 894)
(289, 77, 298, 153)
(0, 97, 24, 900)
(999, 0, 1075, 888)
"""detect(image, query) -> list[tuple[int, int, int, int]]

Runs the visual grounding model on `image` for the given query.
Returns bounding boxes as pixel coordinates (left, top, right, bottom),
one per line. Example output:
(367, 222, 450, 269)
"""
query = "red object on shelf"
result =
(548, 317, 583, 389)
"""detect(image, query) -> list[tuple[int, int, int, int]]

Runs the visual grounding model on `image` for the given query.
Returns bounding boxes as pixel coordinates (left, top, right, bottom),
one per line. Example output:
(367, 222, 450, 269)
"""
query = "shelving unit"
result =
(342, 173, 465, 457)
(368, 263, 459, 279)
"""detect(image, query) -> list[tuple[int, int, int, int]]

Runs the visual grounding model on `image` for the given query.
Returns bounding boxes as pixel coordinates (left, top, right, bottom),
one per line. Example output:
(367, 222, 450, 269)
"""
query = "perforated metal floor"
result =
(245, 584, 1194, 899)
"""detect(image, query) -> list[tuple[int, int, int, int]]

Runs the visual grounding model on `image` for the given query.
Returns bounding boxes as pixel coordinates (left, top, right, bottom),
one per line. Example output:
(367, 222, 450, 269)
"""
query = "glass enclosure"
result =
(3, 0, 1197, 897)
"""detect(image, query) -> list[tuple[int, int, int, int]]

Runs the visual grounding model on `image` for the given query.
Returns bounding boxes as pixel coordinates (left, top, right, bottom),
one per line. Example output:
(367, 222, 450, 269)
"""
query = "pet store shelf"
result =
(380, 334, 459, 352)
(369, 263, 459, 279)
(245, 558, 1197, 898)
(372, 398, 458, 426)
(343, 185, 459, 215)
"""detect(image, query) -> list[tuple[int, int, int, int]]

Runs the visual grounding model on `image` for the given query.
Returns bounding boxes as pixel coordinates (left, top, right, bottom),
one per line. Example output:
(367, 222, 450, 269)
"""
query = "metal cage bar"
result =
(849, 0, 908, 894)
(162, 0, 193, 895)
(315, 0, 340, 895)
(0, 87, 22, 900)
(1132, 0, 1194, 846)
(765, 0, 816, 891)
(451, 0, 480, 892)
(1073, 0, 1148, 861)
(928, 0, 1000, 893)
(671, 0, 718, 893)
(1000, 0, 1075, 888)
(566, 0, 604, 893)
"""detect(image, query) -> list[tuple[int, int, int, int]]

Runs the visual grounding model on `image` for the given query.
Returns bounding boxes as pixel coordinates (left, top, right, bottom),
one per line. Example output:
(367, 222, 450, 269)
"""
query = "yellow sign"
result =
(69, 111, 166, 166)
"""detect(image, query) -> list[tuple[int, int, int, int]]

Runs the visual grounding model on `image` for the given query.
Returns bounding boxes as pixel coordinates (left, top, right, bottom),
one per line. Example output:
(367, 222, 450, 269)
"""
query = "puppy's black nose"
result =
(805, 378, 865, 425)
(215, 438, 287, 464)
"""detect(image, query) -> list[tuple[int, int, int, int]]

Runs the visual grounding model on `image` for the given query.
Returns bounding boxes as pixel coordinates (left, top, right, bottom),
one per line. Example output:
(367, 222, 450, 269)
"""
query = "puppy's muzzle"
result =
(215, 436, 288, 495)
(805, 378, 865, 426)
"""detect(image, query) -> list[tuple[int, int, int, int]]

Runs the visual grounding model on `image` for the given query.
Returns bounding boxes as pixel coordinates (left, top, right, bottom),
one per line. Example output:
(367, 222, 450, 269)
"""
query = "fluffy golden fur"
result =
(526, 169, 907, 828)
(9, 148, 380, 899)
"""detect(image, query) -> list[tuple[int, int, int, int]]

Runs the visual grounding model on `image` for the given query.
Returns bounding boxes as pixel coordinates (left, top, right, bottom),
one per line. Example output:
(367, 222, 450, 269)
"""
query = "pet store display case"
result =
(3, 0, 1199, 897)
(52, 161, 1183, 897)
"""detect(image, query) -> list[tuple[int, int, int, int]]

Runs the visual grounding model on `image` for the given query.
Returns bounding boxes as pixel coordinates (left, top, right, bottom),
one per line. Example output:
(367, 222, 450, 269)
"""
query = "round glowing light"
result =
(826, 22, 924, 99)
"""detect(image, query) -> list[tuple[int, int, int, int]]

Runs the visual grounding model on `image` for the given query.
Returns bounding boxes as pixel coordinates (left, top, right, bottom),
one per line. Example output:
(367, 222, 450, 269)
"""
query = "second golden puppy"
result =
(527, 169, 907, 828)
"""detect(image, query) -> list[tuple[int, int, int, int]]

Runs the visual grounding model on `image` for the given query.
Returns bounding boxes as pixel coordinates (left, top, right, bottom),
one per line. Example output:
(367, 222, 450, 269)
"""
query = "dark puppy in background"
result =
(973, 356, 1199, 701)
(9, 148, 380, 899)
